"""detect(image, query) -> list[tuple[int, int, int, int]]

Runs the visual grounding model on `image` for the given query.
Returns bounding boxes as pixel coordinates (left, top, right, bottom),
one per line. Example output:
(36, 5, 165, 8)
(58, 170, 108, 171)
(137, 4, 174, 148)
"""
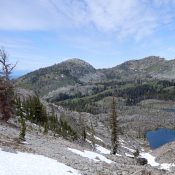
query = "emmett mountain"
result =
(16, 57, 175, 114)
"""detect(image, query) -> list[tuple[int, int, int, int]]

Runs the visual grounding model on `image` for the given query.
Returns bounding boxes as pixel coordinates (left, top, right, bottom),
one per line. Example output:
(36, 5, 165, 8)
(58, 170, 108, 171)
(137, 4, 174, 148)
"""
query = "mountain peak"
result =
(58, 58, 96, 78)
(61, 58, 93, 67)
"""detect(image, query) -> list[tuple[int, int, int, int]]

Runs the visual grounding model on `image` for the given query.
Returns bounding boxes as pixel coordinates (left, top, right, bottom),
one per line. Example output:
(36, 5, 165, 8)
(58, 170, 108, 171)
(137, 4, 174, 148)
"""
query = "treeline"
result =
(117, 84, 157, 105)
(48, 92, 83, 102)
(55, 80, 175, 113)
(15, 96, 78, 140)
(56, 90, 113, 114)
(116, 80, 175, 105)
(47, 86, 106, 103)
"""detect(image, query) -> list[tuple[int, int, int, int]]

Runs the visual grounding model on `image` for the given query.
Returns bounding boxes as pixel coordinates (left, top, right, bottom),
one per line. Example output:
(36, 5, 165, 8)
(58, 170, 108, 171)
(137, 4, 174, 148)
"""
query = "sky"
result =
(1, 0, 175, 73)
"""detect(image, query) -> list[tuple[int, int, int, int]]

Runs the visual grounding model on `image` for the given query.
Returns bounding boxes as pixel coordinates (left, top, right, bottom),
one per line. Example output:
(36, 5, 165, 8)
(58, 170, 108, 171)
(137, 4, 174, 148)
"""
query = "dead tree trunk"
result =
(0, 48, 16, 122)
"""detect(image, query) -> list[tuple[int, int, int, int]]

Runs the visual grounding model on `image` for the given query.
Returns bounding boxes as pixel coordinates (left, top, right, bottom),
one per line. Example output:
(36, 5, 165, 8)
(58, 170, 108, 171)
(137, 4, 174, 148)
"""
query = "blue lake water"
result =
(146, 128, 175, 149)
(163, 108, 175, 112)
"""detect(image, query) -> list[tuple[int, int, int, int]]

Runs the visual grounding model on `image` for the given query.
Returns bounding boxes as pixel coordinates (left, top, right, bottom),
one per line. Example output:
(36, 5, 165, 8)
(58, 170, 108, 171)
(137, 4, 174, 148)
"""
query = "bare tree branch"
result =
(0, 48, 16, 80)
(0, 48, 16, 122)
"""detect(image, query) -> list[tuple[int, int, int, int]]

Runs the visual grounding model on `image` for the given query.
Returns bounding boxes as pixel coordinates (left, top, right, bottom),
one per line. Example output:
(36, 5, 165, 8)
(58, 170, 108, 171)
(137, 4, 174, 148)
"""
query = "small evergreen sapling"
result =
(133, 149, 140, 158)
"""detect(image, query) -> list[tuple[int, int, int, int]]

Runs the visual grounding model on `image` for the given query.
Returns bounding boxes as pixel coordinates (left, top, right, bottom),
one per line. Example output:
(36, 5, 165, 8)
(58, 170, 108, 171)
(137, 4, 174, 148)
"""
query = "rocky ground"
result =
(154, 141, 175, 165)
(1, 88, 175, 174)
(0, 118, 174, 175)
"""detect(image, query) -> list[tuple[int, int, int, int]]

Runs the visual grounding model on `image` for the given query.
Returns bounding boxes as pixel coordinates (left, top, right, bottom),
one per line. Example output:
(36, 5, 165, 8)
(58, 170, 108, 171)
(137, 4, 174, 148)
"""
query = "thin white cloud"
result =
(0, 0, 65, 30)
(0, 0, 175, 40)
(12, 53, 54, 71)
(0, 38, 34, 50)
(153, 0, 175, 6)
(84, 0, 174, 40)
(0, 35, 55, 71)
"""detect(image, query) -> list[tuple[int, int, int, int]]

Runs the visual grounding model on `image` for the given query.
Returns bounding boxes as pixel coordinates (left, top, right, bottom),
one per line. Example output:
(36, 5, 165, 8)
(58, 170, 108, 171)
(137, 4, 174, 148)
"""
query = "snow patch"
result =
(160, 163, 175, 171)
(94, 136, 103, 142)
(86, 140, 110, 155)
(86, 139, 91, 144)
(0, 149, 81, 175)
(20, 141, 29, 145)
(140, 152, 159, 167)
(68, 148, 113, 164)
(119, 139, 125, 143)
(95, 144, 122, 157)
(125, 153, 134, 157)
(95, 145, 110, 154)
(87, 133, 103, 142)
(141, 152, 175, 171)
(122, 146, 135, 153)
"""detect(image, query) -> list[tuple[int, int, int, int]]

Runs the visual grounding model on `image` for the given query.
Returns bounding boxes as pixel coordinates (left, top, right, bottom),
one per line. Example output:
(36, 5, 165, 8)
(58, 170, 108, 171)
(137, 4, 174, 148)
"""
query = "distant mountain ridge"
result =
(116, 56, 165, 70)
(16, 56, 175, 96)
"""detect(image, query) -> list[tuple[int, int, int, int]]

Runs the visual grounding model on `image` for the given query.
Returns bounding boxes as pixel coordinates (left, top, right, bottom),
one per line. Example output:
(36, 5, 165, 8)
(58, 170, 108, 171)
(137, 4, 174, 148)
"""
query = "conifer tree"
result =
(15, 96, 26, 141)
(110, 96, 119, 155)
(19, 112, 26, 141)
(23, 95, 48, 127)
(43, 121, 48, 135)
(15, 96, 22, 116)
(19, 116, 26, 141)
(79, 115, 86, 143)
(50, 108, 59, 132)
(90, 119, 96, 151)
(58, 113, 78, 140)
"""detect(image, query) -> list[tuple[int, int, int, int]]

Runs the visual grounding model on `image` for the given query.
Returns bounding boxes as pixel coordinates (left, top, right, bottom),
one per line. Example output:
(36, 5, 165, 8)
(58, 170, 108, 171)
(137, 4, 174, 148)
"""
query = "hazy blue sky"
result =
(1, 0, 175, 72)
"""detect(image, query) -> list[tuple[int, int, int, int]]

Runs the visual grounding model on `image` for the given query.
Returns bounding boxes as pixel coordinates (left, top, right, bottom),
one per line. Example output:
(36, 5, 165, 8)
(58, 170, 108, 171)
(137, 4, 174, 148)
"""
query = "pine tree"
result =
(15, 96, 26, 141)
(15, 96, 22, 116)
(58, 113, 78, 140)
(43, 121, 48, 135)
(90, 119, 96, 151)
(110, 96, 119, 155)
(48, 108, 55, 131)
(79, 115, 86, 143)
(23, 95, 48, 127)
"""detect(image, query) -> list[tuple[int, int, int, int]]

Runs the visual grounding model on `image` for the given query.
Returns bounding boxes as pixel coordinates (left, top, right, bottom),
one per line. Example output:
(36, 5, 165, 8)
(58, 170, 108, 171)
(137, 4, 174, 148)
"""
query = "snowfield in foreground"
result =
(0, 149, 81, 175)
